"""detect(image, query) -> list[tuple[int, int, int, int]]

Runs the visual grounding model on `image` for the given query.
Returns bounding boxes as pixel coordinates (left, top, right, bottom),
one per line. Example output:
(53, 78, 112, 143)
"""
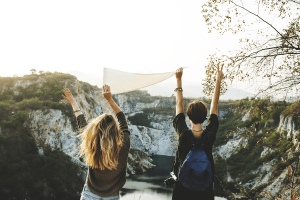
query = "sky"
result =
(0, 1, 233, 76)
(0, 0, 289, 99)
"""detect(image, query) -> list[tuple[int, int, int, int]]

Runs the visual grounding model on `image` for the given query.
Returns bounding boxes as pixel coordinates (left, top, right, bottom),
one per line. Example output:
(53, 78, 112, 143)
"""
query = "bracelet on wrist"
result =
(174, 88, 183, 92)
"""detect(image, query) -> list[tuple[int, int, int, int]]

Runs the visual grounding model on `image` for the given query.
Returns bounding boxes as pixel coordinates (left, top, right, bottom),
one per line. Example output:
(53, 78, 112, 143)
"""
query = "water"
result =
(120, 155, 173, 200)
(119, 155, 227, 200)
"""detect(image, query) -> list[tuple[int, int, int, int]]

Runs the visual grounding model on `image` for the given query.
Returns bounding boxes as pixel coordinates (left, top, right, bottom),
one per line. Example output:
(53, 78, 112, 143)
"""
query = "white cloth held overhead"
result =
(103, 67, 187, 94)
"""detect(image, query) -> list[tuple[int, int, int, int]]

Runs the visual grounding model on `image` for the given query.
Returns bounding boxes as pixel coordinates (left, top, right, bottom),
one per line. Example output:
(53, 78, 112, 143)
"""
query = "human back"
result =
(178, 129, 213, 191)
(62, 85, 130, 200)
(169, 65, 224, 200)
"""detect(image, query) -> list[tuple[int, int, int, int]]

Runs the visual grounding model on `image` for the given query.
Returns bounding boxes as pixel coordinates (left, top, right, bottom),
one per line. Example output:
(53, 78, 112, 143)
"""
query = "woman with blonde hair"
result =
(62, 85, 130, 200)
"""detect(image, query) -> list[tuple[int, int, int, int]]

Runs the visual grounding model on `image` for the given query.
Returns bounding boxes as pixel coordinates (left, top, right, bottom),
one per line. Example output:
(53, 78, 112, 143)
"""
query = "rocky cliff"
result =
(213, 100, 300, 199)
(15, 75, 156, 176)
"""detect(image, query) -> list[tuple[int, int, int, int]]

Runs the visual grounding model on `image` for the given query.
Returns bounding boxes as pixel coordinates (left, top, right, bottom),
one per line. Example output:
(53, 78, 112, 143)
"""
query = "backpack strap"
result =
(188, 130, 207, 150)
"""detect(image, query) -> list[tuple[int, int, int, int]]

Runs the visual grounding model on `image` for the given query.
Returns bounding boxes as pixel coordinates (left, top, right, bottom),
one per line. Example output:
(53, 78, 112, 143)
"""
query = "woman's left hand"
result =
(216, 63, 224, 82)
(103, 85, 113, 101)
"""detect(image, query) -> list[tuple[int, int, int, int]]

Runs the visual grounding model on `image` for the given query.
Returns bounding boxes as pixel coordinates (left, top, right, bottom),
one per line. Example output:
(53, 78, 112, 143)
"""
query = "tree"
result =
(201, 0, 300, 98)
(201, 1, 300, 199)
(30, 69, 37, 75)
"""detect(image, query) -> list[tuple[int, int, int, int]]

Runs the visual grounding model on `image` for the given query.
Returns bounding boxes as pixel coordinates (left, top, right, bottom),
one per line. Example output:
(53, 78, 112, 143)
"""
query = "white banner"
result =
(103, 67, 187, 94)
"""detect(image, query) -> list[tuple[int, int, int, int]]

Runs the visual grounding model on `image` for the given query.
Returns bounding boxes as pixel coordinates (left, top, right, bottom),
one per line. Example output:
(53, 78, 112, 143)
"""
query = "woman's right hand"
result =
(103, 85, 113, 101)
(62, 88, 76, 106)
(175, 67, 183, 80)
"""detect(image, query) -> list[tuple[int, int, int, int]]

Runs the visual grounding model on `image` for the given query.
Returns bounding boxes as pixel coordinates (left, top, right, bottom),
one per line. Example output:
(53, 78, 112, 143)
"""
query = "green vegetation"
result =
(128, 112, 152, 127)
(281, 101, 300, 127)
(123, 90, 151, 97)
(214, 156, 227, 181)
(2, 111, 28, 130)
(215, 112, 242, 146)
(214, 97, 299, 190)
(226, 133, 266, 180)
(143, 107, 175, 116)
(125, 91, 202, 126)
(0, 118, 84, 200)
(0, 71, 84, 199)
(0, 72, 78, 131)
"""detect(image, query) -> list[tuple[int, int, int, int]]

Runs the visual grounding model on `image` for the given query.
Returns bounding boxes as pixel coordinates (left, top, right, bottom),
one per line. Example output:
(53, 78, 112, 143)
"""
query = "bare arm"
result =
(175, 67, 184, 115)
(102, 85, 122, 115)
(210, 63, 224, 116)
(62, 88, 83, 117)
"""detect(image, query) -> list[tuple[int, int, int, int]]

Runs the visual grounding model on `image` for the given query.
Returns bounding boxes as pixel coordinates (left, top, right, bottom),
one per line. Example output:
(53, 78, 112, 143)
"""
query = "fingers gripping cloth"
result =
(103, 67, 188, 94)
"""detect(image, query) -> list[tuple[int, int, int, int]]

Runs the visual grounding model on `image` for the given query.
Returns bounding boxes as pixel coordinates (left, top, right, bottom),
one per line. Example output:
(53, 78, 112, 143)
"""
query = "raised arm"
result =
(175, 67, 184, 115)
(210, 63, 224, 116)
(102, 85, 122, 115)
(62, 88, 83, 118)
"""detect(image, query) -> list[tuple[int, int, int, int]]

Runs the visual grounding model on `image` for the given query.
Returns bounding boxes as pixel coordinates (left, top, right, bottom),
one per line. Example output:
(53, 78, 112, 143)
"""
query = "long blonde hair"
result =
(77, 113, 123, 170)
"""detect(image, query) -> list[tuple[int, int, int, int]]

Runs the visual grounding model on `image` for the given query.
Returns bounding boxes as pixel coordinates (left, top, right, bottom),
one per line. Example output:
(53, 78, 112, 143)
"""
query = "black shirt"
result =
(172, 113, 219, 180)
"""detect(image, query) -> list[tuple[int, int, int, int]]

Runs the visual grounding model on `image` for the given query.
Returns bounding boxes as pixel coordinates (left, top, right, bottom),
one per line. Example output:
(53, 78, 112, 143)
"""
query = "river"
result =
(120, 155, 227, 200)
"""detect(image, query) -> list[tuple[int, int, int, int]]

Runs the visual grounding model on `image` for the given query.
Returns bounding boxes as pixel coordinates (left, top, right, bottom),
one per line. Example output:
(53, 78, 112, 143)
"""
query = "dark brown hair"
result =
(187, 100, 207, 124)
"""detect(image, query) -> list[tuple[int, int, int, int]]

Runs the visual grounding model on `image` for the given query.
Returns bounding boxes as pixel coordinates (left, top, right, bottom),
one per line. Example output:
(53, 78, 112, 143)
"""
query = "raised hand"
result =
(175, 67, 183, 80)
(62, 88, 76, 106)
(103, 85, 112, 102)
(216, 63, 224, 82)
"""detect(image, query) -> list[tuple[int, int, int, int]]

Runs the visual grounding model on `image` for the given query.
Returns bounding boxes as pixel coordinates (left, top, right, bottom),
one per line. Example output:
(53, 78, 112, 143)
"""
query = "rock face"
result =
(216, 128, 248, 160)
(15, 78, 221, 177)
(242, 159, 276, 190)
(8, 78, 157, 176)
(26, 109, 82, 162)
(278, 115, 299, 142)
(214, 107, 300, 199)
(242, 110, 251, 122)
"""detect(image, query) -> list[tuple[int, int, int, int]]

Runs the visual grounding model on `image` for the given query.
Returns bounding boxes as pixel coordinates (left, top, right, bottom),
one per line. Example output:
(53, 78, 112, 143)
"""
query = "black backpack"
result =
(178, 130, 212, 191)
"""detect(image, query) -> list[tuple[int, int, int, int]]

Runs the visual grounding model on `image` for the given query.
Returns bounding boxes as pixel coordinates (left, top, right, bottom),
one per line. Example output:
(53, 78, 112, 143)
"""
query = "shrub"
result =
(143, 107, 175, 116)
(2, 111, 28, 130)
(0, 134, 6, 144)
(226, 134, 264, 178)
(241, 173, 258, 184)
(271, 107, 285, 124)
(18, 98, 43, 110)
(0, 89, 14, 101)
(264, 132, 280, 147)
(276, 161, 289, 170)
(214, 156, 227, 181)
(0, 102, 11, 112)
(214, 112, 241, 146)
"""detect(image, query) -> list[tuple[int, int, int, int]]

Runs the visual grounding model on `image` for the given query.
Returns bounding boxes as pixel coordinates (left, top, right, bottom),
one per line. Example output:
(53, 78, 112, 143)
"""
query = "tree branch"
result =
(289, 0, 300, 5)
(246, 52, 300, 58)
(228, 0, 296, 48)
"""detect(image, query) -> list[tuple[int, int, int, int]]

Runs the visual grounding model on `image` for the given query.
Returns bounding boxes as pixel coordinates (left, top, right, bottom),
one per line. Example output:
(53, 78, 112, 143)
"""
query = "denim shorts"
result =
(80, 185, 120, 200)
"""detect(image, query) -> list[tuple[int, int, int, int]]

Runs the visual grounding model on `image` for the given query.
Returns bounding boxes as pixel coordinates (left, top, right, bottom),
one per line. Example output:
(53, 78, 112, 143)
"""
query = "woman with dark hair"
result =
(170, 64, 224, 200)
(62, 85, 130, 200)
